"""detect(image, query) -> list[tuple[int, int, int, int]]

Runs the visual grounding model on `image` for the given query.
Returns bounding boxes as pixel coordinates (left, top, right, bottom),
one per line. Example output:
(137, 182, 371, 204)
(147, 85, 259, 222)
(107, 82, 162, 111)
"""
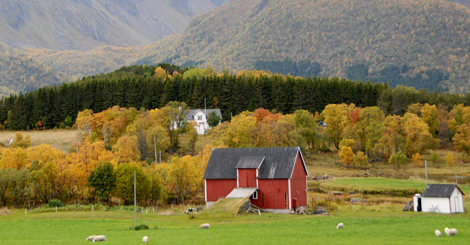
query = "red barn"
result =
(203, 147, 308, 213)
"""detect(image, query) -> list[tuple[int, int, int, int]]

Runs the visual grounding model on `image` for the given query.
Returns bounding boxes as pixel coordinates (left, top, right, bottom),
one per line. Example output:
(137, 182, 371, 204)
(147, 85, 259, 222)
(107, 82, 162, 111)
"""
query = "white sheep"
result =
(435, 230, 441, 237)
(336, 223, 344, 229)
(92, 235, 107, 242)
(86, 236, 97, 241)
(199, 223, 210, 229)
(143, 236, 148, 243)
(449, 228, 458, 236)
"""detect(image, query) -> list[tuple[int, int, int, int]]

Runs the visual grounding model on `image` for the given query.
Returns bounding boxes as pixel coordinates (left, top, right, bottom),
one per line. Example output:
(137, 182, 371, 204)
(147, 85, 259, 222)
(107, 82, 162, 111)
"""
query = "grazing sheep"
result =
(86, 236, 97, 241)
(92, 235, 106, 242)
(143, 236, 148, 243)
(449, 228, 458, 236)
(199, 223, 210, 229)
(435, 230, 441, 237)
(336, 223, 344, 229)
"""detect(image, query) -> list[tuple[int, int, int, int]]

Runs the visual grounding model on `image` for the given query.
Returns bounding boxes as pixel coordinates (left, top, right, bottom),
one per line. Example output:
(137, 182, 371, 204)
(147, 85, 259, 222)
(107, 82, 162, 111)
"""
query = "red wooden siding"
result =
(251, 179, 289, 209)
(238, 169, 257, 187)
(290, 152, 308, 207)
(206, 179, 237, 202)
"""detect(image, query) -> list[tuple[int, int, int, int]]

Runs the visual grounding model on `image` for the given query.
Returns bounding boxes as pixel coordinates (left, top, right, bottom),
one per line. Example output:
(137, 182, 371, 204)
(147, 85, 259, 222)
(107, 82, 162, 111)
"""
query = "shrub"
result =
(132, 224, 149, 230)
(48, 199, 64, 208)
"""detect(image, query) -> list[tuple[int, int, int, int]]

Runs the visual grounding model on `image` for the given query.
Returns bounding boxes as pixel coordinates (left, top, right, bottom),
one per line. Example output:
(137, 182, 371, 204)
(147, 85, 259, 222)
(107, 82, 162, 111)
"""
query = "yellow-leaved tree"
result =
(321, 103, 355, 149)
(339, 146, 354, 167)
(167, 155, 201, 204)
(412, 153, 422, 166)
(401, 113, 438, 157)
(445, 153, 455, 167)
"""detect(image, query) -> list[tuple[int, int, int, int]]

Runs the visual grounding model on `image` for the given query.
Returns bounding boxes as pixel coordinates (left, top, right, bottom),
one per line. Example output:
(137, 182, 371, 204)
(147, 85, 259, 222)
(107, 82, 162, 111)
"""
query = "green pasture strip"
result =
(322, 178, 470, 196)
(0, 211, 469, 244)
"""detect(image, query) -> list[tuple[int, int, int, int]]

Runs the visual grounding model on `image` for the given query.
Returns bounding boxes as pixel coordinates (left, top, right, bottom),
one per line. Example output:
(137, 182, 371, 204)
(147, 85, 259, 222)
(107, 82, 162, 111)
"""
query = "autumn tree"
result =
(412, 153, 422, 166)
(186, 124, 199, 151)
(113, 135, 140, 164)
(445, 153, 455, 167)
(294, 110, 316, 149)
(339, 146, 354, 167)
(8, 132, 31, 148)
(378, 115, 404, 158)
(115, 162, 150, 205)
(420, 103, 439, 137)
(353, 151, 369, 169)
(322, 104, 355, 149)
(389, 151, 408, 170)
(87, 161, 116, 204)
(401, 113, 438, 157)
(453, 123, 470, 155)
(146, 125, 170, 164)
(160, 101, 190, 149)
(429, 151, 440, 165)
(167, 156, 200, 204)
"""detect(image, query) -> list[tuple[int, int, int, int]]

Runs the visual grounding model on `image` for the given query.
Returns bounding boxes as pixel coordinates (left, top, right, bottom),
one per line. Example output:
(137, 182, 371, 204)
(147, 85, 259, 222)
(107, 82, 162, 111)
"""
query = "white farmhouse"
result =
(186, 109, 222, 135)
(413, 184, 465, 214)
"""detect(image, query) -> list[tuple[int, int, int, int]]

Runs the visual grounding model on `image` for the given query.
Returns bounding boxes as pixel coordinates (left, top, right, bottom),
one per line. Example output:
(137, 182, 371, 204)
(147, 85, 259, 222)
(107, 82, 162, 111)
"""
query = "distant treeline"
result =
(347, 64, 447, 92)
(1, 65, 469, 130)
(254, 58, 322, 78)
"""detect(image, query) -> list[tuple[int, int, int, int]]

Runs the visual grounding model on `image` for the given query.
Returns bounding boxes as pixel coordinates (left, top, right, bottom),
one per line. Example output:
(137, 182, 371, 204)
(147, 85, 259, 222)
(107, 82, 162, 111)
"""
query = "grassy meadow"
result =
(0, 210, 469, 244)
(0, 129, 77, 152)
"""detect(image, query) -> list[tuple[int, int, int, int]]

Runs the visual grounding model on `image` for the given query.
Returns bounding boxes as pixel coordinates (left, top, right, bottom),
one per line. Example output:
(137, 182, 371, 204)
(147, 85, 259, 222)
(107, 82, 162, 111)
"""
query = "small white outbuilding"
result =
(413, 184, 465, 214)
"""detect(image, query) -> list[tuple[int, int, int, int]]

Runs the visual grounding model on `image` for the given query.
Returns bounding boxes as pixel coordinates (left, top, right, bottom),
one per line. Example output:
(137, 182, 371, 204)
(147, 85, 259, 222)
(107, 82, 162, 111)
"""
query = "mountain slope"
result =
(138, 0, 470, 92)
(0, 0, 229, 50)
(0, 43, 63, 97)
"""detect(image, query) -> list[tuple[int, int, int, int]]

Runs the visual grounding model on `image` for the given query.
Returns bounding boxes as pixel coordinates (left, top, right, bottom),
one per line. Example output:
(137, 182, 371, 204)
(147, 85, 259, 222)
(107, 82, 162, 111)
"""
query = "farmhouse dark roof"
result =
(235, 156, 265, 169)
(422, 184, 465, 197)
(185, 109, 222, 120)
(203, 147, 307, 180)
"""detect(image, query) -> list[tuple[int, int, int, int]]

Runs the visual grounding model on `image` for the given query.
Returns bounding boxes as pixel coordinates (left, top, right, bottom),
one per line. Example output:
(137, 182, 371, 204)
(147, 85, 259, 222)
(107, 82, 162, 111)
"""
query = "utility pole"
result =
(134, 171, 137, 228)
(425, 160, 428, 186)
(455, 172, 458, 185)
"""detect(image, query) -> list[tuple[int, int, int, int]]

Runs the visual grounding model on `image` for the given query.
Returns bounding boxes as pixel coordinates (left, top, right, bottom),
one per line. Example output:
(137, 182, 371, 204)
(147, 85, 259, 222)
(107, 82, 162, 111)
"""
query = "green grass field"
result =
(323, 178, 470, 194)
(0, 210, 469, 244)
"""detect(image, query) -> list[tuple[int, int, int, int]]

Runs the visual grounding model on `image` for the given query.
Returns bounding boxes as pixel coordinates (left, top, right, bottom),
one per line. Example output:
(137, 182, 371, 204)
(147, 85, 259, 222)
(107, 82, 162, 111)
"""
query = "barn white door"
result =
(454, 196, 459, 213)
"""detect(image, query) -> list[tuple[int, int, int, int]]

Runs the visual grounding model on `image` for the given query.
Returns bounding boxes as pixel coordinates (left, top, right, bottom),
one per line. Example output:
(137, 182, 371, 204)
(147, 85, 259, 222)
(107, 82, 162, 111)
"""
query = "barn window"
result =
(197, 115, 203, 121)
(253, 191, 258, 199)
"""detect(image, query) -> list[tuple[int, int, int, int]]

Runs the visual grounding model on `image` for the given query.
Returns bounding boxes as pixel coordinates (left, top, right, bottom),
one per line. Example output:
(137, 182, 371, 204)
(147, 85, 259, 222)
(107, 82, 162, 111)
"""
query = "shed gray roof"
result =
(203, 147, 307, 180)
(422, 184, 465, 197)
(185, 109, 222, 120)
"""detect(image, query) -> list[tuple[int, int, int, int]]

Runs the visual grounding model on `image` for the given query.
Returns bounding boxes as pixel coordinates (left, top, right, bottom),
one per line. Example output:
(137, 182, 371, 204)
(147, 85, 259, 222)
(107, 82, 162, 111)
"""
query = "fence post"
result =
(56, 206, 57, 212)
(25, 208, 27, 215)
(92, 205, 94, 212)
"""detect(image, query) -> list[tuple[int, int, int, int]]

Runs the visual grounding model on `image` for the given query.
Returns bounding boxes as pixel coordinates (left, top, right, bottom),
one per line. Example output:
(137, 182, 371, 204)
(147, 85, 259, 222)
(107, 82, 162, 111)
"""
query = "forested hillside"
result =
(0, 43, 63, 97)
(0, 0, 228, 50)
(1, 65, 470, 131)
(138, 0, 470, 92)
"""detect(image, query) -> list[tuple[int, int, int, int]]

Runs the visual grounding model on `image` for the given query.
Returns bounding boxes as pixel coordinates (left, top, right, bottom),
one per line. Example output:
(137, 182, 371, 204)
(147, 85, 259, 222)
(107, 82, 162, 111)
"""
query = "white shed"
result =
(414, 184, 465, 214)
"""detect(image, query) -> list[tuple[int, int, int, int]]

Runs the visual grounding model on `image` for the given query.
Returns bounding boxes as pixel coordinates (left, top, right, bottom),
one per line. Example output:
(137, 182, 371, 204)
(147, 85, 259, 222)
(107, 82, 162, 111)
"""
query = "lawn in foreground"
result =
(0, 211, 468, 244)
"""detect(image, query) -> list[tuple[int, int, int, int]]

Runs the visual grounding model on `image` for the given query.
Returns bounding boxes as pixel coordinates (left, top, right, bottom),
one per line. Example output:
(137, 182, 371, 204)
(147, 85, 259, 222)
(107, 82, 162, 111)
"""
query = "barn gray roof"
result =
(235, 156, 265, 169)
(185, 109, 222, 120)
(422, 184, 465, 197)
(203, 147, 307, 180)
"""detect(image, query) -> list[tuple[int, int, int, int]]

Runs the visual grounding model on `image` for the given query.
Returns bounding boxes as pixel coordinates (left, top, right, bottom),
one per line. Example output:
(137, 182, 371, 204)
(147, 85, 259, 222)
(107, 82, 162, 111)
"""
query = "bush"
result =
(132, 224, 149, 230)
(48, 199, 64, 208)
